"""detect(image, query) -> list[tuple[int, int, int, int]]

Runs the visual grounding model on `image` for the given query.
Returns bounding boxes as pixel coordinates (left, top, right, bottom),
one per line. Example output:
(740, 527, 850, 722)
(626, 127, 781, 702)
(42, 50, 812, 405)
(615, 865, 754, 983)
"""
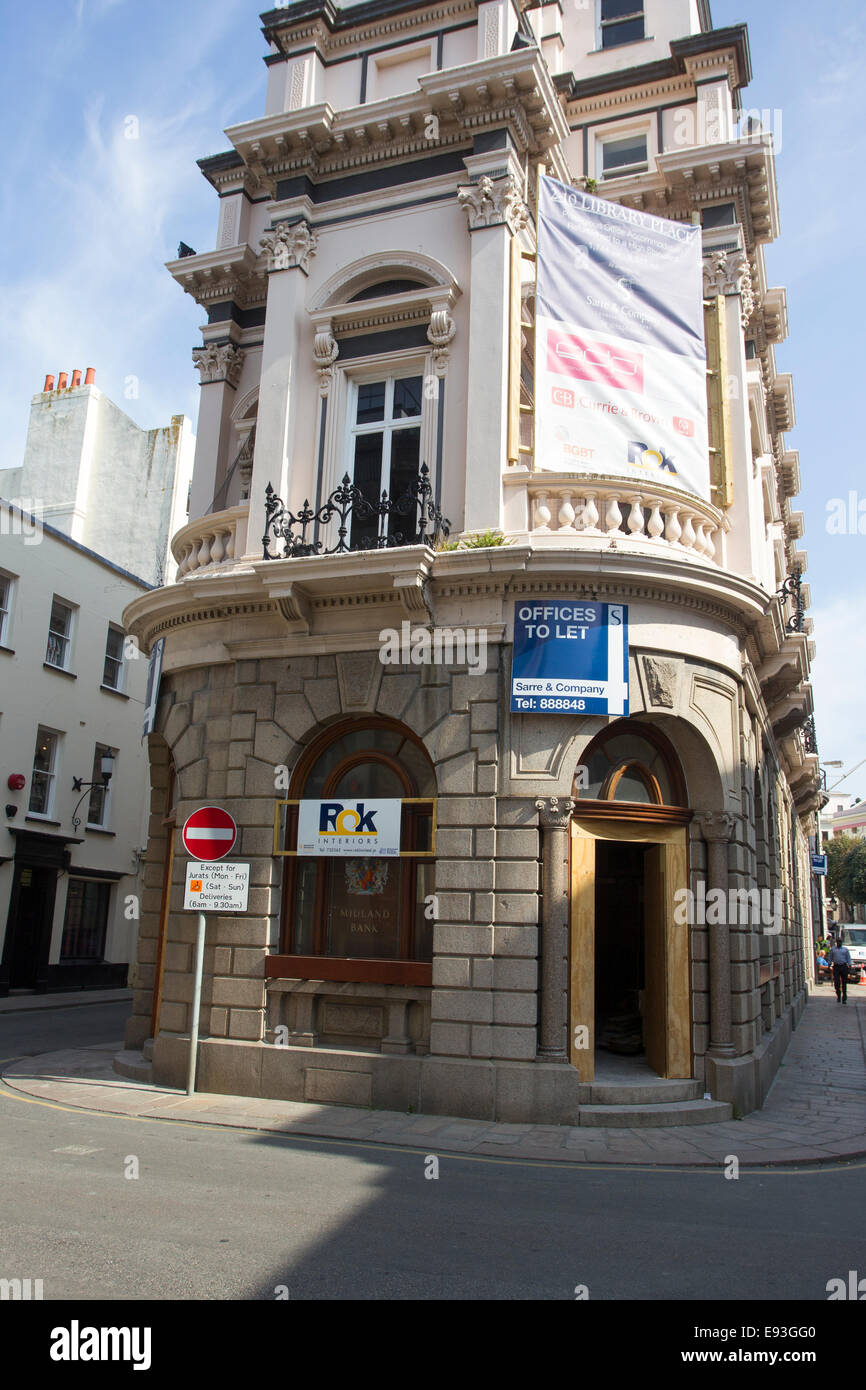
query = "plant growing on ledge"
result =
(581, 176, 598, 193)
(437, 529, 512, 552)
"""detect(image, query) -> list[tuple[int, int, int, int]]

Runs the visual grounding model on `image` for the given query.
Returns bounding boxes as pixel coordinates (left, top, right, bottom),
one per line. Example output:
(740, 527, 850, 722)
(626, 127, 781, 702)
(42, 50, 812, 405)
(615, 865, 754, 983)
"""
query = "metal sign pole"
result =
(187, 912, 207, 1096)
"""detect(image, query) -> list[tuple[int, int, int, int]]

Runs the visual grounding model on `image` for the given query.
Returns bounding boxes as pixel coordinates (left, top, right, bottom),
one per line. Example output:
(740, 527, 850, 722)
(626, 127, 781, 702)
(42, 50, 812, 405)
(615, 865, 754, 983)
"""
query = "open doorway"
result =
(594, 841, 646, 1060)
(570, 820, 690, 1083)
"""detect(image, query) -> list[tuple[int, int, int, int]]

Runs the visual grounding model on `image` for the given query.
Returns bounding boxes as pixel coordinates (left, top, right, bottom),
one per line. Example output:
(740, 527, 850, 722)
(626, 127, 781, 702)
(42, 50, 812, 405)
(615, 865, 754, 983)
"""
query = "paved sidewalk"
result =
(2, 985, 864, 1167)
(0, 988, 132, 1014)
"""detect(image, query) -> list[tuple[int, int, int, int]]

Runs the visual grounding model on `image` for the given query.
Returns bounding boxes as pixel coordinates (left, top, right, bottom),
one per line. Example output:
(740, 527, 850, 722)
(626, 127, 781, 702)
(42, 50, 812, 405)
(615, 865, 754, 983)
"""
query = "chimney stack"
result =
(43, 374, 55, 392)
(71, 369, 82, 388)
(57, 372, 68, 390)
(84, 367, 95, 385)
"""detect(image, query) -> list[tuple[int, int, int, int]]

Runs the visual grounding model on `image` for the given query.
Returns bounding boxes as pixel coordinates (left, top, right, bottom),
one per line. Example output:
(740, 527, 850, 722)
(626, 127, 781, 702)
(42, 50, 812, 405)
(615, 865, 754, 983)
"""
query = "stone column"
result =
(535, 797, 574, 1060)
(189, 343, 245, 521)
(458, 169, 527, 533)
(699, 811, 736, 1058)
(243, 219, 318, 559)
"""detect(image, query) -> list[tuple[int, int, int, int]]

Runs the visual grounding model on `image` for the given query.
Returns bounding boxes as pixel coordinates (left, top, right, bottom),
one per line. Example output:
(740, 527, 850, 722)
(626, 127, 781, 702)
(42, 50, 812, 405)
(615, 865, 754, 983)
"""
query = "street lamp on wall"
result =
(71, 750, 115, 832)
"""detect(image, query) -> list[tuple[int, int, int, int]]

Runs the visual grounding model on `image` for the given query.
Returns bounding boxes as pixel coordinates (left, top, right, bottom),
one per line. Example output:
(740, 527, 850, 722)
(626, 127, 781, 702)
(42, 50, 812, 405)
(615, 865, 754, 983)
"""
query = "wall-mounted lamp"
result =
(5, 804, 18, 818)
(71, 750, 115, 832)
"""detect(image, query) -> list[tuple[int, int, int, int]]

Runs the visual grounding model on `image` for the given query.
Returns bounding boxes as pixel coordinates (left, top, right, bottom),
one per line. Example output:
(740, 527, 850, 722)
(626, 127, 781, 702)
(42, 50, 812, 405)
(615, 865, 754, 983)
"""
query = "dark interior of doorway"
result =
(595, 841, 646, 1056)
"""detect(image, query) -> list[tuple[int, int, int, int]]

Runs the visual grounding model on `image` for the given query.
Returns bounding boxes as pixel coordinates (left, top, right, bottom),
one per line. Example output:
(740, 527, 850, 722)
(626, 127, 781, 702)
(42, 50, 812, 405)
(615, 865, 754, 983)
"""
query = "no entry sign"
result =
(181, 806, 237, 861)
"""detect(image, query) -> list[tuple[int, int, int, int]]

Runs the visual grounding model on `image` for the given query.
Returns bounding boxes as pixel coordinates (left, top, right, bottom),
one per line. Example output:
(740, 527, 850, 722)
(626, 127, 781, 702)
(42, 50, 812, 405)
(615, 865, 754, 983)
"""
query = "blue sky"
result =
(1, 0, 863, 798)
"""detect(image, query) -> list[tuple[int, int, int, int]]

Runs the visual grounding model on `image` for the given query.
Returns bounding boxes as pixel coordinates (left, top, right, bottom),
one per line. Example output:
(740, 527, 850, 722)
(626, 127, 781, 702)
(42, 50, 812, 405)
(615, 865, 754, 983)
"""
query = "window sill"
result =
(25, 814, 62, 827)
(44, 662, 76, 680)
(588, 37, 654, 56)
(84, 825, 115, 837)
(0, 644, 14, 656)
(99, 684, 129, 700)
(265, 954, 432, 987)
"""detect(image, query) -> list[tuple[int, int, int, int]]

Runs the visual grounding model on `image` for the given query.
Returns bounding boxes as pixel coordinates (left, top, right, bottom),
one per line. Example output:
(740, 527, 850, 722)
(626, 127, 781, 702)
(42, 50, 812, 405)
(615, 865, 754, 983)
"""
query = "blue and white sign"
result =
(811, 853, 828, 876)
(511, 602, 628, 714)
(534, 175, 709, 501)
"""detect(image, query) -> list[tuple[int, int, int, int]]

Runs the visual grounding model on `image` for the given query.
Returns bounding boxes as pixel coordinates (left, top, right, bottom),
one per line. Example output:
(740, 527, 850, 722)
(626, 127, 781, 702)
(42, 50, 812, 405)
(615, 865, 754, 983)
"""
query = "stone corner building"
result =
(121, 0, 821, 1124)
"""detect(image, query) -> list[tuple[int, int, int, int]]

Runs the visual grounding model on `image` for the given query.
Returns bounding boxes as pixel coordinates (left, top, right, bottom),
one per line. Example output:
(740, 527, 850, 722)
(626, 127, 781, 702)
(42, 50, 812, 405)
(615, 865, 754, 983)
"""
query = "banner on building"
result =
(534, 175, 709, 500)
(297, 799, 402, 857)
(511, 601, 628, 714)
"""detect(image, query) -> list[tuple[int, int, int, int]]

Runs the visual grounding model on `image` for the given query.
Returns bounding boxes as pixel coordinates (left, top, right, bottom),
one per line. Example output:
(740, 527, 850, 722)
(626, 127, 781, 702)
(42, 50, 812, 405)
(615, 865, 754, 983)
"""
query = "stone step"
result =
(142, 1038, 154, 1061)
(113, 1050, 153, 1084)
(578, 1098, 733, 1128)
(585, 1079, 704, 1105)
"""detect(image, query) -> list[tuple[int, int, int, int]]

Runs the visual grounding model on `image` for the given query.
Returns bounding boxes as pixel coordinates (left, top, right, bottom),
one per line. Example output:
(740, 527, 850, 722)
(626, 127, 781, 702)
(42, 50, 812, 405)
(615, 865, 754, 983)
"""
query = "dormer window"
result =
(600, 0, 645, 49)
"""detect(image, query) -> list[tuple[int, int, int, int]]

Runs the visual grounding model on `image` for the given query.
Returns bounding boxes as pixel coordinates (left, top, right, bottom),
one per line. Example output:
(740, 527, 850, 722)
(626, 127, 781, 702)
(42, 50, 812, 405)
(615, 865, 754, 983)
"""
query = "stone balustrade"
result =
(503, 471, 728, 565)
(171, 504, 249, 579)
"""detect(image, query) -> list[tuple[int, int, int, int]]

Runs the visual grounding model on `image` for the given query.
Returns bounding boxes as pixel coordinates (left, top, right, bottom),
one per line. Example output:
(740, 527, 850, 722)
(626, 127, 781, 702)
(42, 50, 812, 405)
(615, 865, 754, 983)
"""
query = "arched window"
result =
(574, 721, 687, 812)
(279, 719, 435, 980)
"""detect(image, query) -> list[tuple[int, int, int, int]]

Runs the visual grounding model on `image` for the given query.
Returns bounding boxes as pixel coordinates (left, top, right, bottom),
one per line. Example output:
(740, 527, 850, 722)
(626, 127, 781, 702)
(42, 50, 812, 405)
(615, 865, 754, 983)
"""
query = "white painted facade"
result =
(0, 501, 151, 992)
(0, 376, 194, 588)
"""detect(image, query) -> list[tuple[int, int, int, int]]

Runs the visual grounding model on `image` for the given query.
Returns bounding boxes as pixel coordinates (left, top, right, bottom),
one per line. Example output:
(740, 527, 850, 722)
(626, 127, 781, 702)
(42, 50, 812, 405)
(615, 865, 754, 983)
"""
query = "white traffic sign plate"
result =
(184, 860, 250, 912)
(182, 806, 237, 861)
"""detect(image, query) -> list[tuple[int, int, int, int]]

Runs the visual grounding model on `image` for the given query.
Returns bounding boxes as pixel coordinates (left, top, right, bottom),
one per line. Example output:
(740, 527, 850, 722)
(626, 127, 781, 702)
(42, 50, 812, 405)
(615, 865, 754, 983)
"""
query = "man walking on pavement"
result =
(829, 937, 852, 1003)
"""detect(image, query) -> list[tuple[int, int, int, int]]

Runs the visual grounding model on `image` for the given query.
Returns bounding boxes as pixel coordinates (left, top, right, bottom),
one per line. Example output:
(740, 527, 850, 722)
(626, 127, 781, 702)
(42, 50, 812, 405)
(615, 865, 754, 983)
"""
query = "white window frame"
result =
(102, 624, 125, 691)
(86, 743, 114, 829)
(321, 349, 439, 529)
(46, 596, 76, 671)
(0, 570, 13, 647)
(29, 726, 61, 818)
(597, 0, 646, 51)
(596, 126, 651, 181)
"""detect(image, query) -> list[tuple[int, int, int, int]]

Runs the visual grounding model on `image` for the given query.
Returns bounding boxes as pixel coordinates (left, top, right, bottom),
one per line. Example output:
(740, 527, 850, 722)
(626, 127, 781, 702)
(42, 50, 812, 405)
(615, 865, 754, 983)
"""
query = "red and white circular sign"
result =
(182, 806, 237, 861)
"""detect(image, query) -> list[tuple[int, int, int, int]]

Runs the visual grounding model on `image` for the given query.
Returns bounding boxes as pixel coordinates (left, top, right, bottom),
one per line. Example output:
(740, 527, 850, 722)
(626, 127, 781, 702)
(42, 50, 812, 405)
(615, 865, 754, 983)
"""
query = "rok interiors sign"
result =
(534, 174, 709, 501)
(511, 601, 628, 714)
(297, 799, 402, 857)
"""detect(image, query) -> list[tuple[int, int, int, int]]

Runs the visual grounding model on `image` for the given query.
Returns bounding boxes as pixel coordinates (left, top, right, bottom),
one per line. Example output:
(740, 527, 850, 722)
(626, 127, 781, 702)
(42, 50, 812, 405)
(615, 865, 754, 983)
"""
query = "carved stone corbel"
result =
(427, 310, 456, 377)
(270, 583, 312, 635)
(313, 330, 339, 396)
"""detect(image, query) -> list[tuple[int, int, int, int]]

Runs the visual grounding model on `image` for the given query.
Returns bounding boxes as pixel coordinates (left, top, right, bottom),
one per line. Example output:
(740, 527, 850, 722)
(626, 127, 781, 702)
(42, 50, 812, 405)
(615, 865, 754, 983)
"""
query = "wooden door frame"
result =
(569, 816, 692, 1083)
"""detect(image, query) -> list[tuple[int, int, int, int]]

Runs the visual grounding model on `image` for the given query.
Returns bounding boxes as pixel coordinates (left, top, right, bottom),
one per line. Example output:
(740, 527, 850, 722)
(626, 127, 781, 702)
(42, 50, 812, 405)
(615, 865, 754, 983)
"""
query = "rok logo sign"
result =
(511, 601, 629, 714)
(297, 799, 402, 857)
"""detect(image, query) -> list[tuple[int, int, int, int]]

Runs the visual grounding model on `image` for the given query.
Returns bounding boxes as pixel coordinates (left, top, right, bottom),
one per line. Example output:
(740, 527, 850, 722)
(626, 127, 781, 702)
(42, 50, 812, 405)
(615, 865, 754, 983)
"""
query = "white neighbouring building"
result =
(0, 375, 194, 994)
(120, 0, 821, 1123)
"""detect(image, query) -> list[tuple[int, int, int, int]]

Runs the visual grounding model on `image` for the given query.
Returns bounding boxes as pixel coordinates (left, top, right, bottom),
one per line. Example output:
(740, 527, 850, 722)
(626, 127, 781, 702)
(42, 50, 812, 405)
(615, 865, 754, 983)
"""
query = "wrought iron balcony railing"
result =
(262, 464, 450, 560)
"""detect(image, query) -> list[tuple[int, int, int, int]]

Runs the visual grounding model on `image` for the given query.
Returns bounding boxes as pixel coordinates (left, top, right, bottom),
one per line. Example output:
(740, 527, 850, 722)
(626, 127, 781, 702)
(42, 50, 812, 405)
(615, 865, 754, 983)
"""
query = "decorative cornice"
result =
(457, 174, 529, 233)
(192, 342, 245, 387)
(260, 220, 318, 273)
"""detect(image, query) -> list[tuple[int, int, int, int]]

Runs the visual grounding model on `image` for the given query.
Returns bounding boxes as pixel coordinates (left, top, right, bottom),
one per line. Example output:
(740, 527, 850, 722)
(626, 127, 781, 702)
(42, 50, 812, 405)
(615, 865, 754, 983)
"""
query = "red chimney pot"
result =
(43, 374, 55, 392)
(84, 367, 95, 385)
(71, 369, 82, 388)
(57, 372, 68, 389)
